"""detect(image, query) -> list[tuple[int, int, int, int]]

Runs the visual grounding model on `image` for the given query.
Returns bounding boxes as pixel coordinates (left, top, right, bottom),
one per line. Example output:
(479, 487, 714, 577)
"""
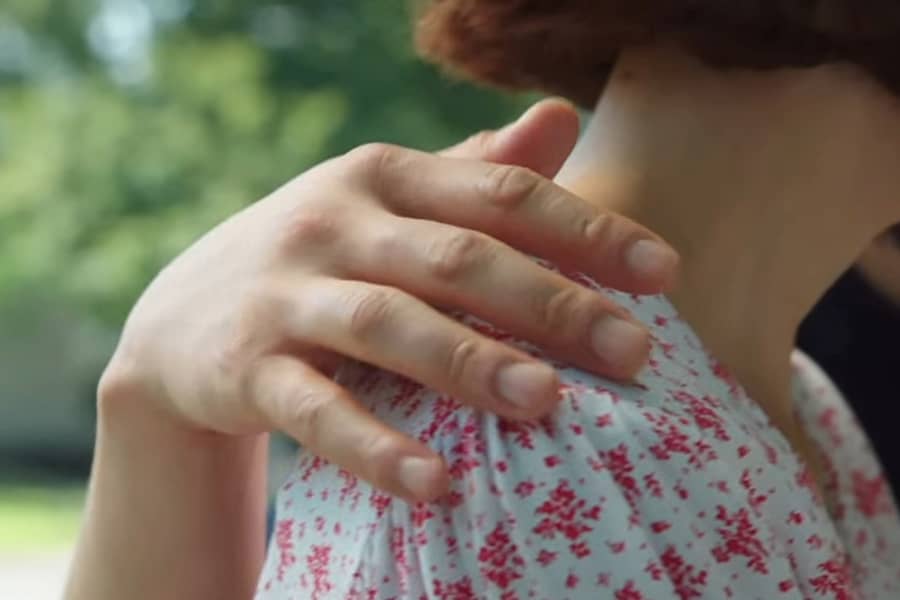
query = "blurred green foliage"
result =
(0, 0, 527, 325)
(0, 482, 83, 552)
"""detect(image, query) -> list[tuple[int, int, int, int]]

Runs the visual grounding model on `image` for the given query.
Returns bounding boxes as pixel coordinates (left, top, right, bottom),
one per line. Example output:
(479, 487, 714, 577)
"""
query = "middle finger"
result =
(346, 215, 650, 379)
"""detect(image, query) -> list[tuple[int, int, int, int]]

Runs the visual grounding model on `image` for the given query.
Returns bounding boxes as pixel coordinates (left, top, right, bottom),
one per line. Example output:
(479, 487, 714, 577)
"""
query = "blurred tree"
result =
(0, 0, 528, 325)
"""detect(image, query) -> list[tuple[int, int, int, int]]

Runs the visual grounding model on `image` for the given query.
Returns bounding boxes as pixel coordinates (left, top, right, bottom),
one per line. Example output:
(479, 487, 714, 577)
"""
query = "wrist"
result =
(96, 352, 231, 453)
(94, 351, 269, 507)
(72, 357, 269, 600)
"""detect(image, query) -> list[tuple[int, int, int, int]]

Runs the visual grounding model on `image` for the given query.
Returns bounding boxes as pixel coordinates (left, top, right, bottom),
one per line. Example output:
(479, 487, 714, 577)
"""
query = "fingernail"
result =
(591, 316, 648, 365)
(398, 456, 443, 500)
(496, 362, 559, 409)
(625, 239, 679, 282)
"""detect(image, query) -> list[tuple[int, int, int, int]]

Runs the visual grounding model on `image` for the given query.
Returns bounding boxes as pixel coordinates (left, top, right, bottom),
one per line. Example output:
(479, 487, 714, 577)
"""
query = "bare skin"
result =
(65, 100, 679, 600)
(858, 232, 900, 308)
(68, 42, 900, 600)
(557, 43, 900, 483)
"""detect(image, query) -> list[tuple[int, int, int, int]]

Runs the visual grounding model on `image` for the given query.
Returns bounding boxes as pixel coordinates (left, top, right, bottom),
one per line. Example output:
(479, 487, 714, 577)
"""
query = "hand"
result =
(101, 99, 678, 502)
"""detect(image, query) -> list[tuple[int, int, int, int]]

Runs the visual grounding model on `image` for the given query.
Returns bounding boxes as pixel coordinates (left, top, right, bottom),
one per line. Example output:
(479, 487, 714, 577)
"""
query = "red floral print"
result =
(477, 522, 525, 590)
(257, 283, 900, 599)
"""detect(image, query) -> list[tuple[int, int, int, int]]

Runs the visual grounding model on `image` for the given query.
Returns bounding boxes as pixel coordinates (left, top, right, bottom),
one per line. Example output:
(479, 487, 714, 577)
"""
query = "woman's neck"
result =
(556, 44, 900, 443)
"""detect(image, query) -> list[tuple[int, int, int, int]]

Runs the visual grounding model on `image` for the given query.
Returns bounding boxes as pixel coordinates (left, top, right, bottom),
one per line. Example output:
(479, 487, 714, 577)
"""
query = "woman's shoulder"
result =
(264, 294, 862, 598)
(790, 348, 894, 503)
(790, 350, 900, 573)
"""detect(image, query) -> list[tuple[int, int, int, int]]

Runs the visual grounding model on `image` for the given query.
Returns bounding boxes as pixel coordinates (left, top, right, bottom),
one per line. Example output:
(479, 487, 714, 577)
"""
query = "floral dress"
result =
(256, 269, 900, 599)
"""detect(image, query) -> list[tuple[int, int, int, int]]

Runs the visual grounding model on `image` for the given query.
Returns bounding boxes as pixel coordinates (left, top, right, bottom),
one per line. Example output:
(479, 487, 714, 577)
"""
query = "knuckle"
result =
(278, 208, 342, 253)
(219, 291, 285, 384)
(369, 225, 404, 264)
(217, 328, 256, 379)
(358, 433, 406, 485)
(466, 130, 495, 154)
(346, 287, 399, 339)
(577, 210, 615, 246)
(426, 230, 493, 281)
(288, 389, 334, 447)
(533, 285, 588, 334)
(482, 165, 542, 209)
(218, 348, 260, 410)
(444, 337, 480, 387)
(242, 286, 289, 331)
(343, 142, 399, 181)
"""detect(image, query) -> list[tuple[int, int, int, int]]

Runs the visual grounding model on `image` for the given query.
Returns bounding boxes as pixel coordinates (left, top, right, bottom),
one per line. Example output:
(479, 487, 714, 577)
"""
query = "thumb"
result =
(440, 98, 581, 178)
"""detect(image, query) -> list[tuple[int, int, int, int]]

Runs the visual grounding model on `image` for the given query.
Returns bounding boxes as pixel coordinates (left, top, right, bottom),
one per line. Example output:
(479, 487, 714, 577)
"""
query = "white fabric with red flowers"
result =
(257, 272, 900, 600)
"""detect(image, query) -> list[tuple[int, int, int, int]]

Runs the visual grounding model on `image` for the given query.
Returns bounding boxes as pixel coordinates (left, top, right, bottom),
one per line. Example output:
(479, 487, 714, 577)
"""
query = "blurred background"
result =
(0, 1, 529, 597)
(2, 1, 899, 599)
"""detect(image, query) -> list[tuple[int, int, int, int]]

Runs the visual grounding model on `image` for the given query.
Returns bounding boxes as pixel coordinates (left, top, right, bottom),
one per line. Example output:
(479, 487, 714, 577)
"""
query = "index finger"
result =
(344, 144, 678, 294)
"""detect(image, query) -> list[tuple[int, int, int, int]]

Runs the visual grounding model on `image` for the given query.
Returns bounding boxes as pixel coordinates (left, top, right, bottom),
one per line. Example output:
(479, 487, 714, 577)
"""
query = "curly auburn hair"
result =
(415, 1, 900, 107)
